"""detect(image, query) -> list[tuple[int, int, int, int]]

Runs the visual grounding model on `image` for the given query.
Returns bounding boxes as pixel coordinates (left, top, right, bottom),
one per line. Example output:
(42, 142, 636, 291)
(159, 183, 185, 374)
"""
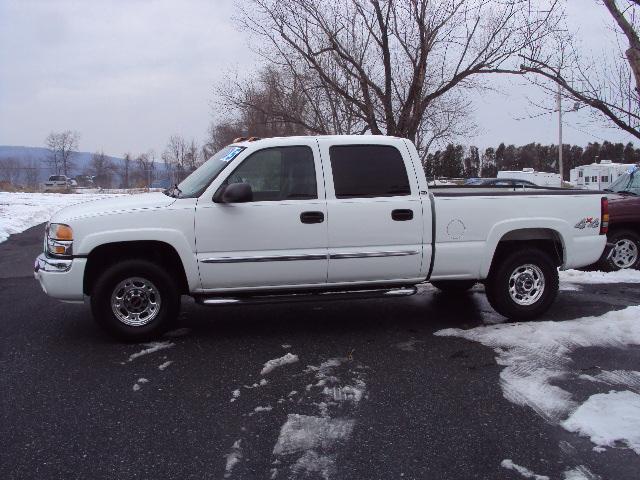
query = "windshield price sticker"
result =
(222, 147, 243, 162)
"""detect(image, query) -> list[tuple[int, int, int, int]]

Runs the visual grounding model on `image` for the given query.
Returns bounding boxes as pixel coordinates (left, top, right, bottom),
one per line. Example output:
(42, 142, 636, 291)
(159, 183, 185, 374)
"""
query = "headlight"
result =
(46, 223, 73, 257)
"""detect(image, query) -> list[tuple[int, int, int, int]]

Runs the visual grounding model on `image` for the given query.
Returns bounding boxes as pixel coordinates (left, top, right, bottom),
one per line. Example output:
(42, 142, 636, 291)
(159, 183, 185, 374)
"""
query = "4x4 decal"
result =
(575, 217, 600, 229)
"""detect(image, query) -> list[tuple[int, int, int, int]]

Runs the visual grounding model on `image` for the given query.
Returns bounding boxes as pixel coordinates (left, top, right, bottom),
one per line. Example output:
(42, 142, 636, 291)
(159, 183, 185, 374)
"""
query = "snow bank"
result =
(261, 353, 299, 375)
(0, 192, 121, 243)
(562, 390, 640, 454)
(500, 459, 549, 480)
(436, 306, 640, 423)
(559, 268, 640, 284)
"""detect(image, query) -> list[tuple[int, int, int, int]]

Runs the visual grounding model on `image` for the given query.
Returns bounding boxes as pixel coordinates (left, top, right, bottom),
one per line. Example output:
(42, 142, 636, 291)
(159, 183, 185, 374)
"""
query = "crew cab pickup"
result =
(34, 136, 608, 340)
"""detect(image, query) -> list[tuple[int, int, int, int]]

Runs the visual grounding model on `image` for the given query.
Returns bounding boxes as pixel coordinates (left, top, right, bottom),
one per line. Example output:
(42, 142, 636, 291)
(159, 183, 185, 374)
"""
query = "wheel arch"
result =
(484, 227, 565, 279)
(83, 241, 190, 296)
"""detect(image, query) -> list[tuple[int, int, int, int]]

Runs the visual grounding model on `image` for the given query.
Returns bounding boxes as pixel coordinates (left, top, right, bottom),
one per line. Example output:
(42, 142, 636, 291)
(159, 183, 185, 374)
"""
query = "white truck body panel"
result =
(35, 135, 607, 303)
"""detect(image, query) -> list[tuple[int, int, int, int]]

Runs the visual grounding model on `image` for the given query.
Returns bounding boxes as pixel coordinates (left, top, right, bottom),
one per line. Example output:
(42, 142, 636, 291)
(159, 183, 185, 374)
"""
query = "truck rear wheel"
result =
(485, 248, 558, 321)
(597, 229, 640, 271)
(431, 280, 476, 293)
(90, 259, 180, 341)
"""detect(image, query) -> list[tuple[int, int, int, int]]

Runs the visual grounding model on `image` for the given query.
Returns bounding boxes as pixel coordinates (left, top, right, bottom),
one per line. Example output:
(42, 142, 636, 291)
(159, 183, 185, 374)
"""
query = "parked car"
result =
(74, 175, 95, 188)
(464, 177, 539, 188)
(43, 175, 75, 192)
(597, 166, 640, 270)
(35, 135, 608, 341)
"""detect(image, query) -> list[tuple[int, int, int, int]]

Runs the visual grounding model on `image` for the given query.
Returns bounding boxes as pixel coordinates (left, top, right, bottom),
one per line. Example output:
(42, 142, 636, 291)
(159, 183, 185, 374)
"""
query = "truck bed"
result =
(430, 185, 605, 196)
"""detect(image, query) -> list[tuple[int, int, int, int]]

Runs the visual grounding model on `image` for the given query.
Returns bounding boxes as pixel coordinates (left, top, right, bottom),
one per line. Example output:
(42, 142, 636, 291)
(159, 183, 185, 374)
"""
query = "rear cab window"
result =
(328, 145, 411, 198)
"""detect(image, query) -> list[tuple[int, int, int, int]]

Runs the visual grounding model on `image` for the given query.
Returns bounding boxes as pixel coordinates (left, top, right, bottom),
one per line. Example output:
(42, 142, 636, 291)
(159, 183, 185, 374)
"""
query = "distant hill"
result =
(0, 146, 125, 182)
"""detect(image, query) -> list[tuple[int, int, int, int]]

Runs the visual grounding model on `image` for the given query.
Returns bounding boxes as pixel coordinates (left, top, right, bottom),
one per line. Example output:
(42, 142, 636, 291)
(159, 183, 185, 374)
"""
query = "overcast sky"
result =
(0, 0, 637, 157)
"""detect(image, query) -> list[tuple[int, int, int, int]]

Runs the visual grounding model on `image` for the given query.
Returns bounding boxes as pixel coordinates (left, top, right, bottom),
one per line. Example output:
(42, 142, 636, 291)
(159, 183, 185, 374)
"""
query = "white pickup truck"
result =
(35, 135, 609, 340)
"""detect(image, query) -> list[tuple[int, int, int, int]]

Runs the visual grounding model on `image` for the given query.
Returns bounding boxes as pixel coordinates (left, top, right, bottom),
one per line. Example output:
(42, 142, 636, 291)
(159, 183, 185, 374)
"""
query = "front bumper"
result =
(34, 253, 86, 302)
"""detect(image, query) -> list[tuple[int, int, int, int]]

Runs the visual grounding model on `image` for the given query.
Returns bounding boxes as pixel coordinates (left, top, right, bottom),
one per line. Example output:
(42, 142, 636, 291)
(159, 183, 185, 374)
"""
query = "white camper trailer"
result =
(497, 168, 561, 187)
(569, 160, 633, 190)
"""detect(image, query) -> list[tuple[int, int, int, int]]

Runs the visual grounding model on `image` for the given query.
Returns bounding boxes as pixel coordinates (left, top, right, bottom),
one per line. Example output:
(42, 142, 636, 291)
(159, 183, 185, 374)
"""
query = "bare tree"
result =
(135, 151, 156, 188)
(214, 62, 476, 156)
(237, 0, 561, 145)
(162, 135, 197, 183)
(184, 140, 202, 172)
(89, 151, 117, 188)
(121, 153, 133, 188)
(44, 131, 79, 176)
(0, 157, 21, 185)
(23, 158, 40, 189)
(521, 0, 640, 140)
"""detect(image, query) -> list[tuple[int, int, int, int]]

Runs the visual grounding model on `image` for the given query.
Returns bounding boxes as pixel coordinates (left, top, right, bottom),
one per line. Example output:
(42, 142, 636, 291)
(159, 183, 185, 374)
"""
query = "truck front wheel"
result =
(485, 248, 558, 321)
(90, 259, 180, 341)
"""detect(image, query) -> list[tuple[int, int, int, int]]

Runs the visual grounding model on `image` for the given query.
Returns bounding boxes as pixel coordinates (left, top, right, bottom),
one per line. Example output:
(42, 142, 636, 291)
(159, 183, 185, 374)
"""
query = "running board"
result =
(195, 286, 417, 306)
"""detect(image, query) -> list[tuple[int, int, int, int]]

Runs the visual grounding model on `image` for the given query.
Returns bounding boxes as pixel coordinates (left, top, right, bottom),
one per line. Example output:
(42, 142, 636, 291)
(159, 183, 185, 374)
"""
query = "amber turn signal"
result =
(50, 224, 73, 240)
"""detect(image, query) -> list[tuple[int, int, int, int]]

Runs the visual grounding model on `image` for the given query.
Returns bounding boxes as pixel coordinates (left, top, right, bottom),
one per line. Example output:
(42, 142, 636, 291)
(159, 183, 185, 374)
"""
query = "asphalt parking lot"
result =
(1, 224, 640, 480)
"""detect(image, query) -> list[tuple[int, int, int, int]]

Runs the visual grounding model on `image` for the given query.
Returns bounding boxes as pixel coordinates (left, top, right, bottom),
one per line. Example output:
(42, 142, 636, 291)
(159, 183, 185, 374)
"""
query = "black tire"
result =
(431, 280, 477, 293)
(90, 259, 180, 341)
(485, 248, 558, 321)
(596, 229, 640, 271)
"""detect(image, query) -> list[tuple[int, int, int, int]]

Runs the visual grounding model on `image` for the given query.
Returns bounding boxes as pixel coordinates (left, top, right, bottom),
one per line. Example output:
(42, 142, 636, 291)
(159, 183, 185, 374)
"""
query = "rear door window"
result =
(329, 145, 411, 198)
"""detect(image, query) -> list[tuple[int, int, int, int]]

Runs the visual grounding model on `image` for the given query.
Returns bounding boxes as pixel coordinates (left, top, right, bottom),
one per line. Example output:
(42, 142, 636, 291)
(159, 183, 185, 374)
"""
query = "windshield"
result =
(171, 146, 245, 198)
(607, 169, 640, 195)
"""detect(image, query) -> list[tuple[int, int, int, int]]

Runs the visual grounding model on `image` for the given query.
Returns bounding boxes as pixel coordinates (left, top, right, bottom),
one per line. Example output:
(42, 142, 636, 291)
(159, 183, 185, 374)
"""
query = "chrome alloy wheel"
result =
(508, 264, 545, 306)
(110, 277, 161, 326)
(611, 238, 639, 269)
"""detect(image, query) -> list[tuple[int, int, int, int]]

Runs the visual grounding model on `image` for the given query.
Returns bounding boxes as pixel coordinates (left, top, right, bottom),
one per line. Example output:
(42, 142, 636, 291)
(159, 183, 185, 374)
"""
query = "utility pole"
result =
(557, 82, 563, 182)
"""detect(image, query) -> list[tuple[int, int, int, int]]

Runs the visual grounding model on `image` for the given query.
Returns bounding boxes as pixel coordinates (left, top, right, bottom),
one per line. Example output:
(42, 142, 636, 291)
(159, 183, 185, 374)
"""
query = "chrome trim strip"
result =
(34, 253, 72, 273)
(202, 250, 420, 264)
(201, 254, 327, 264)
(329, 250, 419, 260)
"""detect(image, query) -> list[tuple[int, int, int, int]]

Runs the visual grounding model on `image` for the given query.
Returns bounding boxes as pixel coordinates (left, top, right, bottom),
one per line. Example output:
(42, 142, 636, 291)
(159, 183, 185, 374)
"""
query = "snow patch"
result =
(559, 268, 640, 284)
(132, 383, 141, 392)
(500, 459, 549, 480)
(562, 465, 598, 480)
(272, 414, 354, 456)
(128, 341, 174, 362)
(261, 353, 299, 375)
(224, 440, 242, 478)
(290, 450, 336, 479)
(158, 361, 173, 371)
(254, 405, 273, 412)
(436, 306, 640, 423)
(562, 390, 640, 454)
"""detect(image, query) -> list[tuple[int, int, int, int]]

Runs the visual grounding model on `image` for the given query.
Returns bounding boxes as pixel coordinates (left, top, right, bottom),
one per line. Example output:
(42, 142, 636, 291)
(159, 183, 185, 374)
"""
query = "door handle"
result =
(300, 211, 325, 224)
(392, 209, 413, 221)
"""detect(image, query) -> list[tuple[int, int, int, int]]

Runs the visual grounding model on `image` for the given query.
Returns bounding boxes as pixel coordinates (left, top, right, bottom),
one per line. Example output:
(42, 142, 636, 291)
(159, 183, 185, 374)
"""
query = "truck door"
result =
(195, 141, 328, 290)
(318, 138, 425, 284)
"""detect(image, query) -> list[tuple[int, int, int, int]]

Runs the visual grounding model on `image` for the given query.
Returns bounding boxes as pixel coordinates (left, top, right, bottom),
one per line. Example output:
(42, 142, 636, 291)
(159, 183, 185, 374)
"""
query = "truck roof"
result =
(230, 134, 407, 147)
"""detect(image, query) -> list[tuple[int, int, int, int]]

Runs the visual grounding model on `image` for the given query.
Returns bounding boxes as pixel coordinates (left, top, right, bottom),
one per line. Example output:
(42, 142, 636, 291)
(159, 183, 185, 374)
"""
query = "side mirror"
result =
(214, 182, 253, 203)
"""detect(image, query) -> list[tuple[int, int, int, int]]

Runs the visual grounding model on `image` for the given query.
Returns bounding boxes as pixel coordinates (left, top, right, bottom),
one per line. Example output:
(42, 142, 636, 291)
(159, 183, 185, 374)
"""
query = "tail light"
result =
(600, 197, 609, 235)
